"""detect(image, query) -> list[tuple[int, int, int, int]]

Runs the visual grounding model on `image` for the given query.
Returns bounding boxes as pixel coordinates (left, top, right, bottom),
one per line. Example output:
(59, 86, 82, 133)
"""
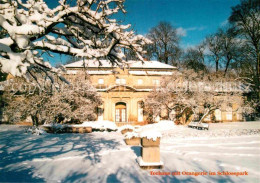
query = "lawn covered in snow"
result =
(0, 122, 260, 183)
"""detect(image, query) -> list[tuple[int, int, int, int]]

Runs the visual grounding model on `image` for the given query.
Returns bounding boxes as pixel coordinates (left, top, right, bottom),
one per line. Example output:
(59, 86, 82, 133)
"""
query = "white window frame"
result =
(121, 79, 126, 85)
(98, 78, 104, 85)
(116, 78, 126, 85)
(116, 78, 121, 84)
(138, 102, 144, 122)
(137, 79, 143, 85)
(215, 109, 222, 121)
(153, 79, 160, 86)
(97, 107, 103, 121)
(226, 107, 233, 121)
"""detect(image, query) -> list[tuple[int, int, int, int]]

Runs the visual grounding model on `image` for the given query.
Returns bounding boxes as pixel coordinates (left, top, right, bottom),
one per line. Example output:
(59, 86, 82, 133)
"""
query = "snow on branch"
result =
(0, 0, 150, 79)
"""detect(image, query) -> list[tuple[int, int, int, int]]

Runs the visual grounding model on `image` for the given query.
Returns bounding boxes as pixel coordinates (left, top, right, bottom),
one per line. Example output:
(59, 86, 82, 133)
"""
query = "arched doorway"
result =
(115, 102, 127, 122)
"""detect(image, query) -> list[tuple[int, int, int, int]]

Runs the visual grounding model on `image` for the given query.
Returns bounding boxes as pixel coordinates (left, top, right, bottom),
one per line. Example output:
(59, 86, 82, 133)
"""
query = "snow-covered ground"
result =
(0, 122, 260, 183)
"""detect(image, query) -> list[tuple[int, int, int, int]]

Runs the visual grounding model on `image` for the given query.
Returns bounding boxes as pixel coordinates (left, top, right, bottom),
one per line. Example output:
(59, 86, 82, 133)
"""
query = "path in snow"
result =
(0, 122, 260, 183)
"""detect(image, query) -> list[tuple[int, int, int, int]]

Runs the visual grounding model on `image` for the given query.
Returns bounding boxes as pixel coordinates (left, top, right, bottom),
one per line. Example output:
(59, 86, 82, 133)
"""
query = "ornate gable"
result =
(107, 85, 137, 92)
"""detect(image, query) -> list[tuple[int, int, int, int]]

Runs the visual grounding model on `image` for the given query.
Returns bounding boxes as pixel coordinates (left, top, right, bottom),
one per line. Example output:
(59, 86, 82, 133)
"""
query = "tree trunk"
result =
(224, 57, 232, 76)
(31, 114, 39, 127)
(216, 59, 219, 72)
(254, 44, 260, 102)
(198, 108, 211, 124)
(256, 46, 260, 87)
(255, 44, 259, 82)
(256, 46, 259, 85)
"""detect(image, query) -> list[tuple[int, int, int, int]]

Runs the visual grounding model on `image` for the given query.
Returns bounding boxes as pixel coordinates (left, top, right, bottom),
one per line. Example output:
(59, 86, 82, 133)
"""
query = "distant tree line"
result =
(134, 0, 259, 115)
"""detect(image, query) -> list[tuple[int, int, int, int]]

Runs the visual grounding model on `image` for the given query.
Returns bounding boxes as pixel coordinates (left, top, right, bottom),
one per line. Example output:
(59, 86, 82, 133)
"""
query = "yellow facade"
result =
(65, 60, 175, 126)
(65, 60, 245, 125)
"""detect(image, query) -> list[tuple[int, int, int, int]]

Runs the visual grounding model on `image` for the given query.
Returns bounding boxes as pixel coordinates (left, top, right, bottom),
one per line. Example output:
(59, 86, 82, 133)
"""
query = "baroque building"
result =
(64, 60, 176, 126)
(64, 60, 245, 126)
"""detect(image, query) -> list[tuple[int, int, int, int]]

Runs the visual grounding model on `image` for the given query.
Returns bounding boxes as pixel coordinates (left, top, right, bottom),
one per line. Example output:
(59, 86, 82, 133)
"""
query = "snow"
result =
(87, 70, 113, 75)
(64, 60, 117, 68)
(1, 122, 260, 182)
(42, 123, 65, 129)
(64, 60, 176, 69)
(0, 0, 150, 78)
(139, 131, 162, 141)
(127, 60, 176, 69)
(82, 120, 118, 131)
(66, 70, 113, 75)
(146, 71, 173, 75)
(124, 132, 139, 139)
(66, 70, 78, 74)
(118, 125, 135, 132)
(42, 121, 118, 131)
(137, 157, 164, 166)
(128, 71, 147, 75)
(140, 120, 177, 132)
(26, 127, 47, 135)
(127, 70, 174, 76)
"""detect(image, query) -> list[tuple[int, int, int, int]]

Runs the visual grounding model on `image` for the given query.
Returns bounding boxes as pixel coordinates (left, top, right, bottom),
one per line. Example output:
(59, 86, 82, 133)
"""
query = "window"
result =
(236, 108, 243, 121)
(116, 78, 121, 84)
(138, 101, 144, 122)
(115, 102, 127, 122)
(116, 78, 126, 85)
(98, 78, 104, 84)
(153, 79, 160, 85)
(97, 107, 104, 121)
(138, 79, 143, 85)
(226, 107, 233, 121)
(215, 109, 222, 121)
(121, 79, 126, 85)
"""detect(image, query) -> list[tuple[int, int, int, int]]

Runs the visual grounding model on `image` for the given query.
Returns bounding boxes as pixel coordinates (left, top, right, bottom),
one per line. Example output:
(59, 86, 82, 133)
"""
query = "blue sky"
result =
(119, 0, 239, 48)
(44, 0, 240, 65)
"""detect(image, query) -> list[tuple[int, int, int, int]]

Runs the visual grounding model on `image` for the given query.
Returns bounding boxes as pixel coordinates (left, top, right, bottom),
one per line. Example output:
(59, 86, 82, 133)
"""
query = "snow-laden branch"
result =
(144, 70, 252, 124)
(0, 0, 150, 79)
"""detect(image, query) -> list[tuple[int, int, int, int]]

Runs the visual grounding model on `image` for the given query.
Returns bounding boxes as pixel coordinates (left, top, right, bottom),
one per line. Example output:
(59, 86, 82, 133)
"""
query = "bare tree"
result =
(228, 0, 260, 111)
(181, 43, 208, 72)
(3, 72, 102, 126)
(0, 0, 150, 81)
(230, 42, 256, 77)
(205, 34, 223, 72)
(216, 27, 242, 76)
(146, 22, 181, 65)
(145, 70, 252, 124)
(229, 0, 260, 83)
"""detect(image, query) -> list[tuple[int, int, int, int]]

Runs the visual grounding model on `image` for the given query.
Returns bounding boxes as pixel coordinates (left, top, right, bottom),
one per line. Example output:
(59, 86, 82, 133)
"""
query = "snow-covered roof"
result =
(66, 69, 174, 76)
(64, 59, 176, 69)
(128, 71, 147, 75)
(66, 70, 113, 75)
(65, 60, 117, 68)
(146, 71, 173, 75)
(87, 70, 113, 75)
(127, 60, 176, 69)
(66, 70, 78, 74)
